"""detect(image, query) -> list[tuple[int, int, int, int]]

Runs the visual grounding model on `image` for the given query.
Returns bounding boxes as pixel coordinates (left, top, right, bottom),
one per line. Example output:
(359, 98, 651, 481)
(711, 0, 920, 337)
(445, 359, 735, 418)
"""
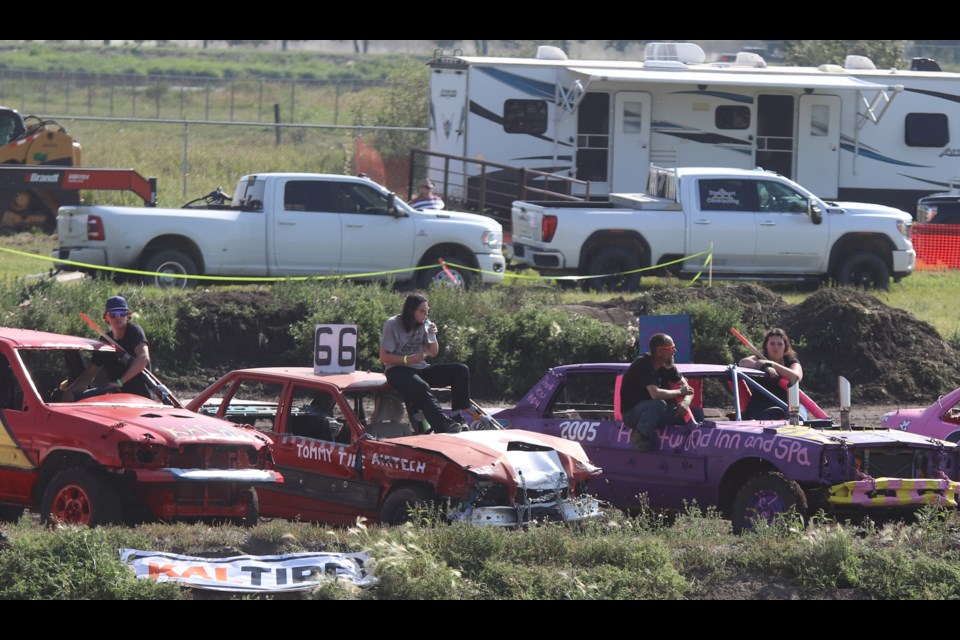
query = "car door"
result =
(270, 179, 343, 275)
(753, 179, 829, 273)
(537, 369, 708, 510)
(263, 382, 378, 526)
(684, 178, 759, 274)
(336, 182, 417, 280)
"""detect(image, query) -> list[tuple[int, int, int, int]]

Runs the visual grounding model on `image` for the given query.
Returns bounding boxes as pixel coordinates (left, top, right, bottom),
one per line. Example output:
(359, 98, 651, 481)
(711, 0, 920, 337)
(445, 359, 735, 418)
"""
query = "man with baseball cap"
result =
(408, 179, 445, 211)
(63, 295, 153, 400)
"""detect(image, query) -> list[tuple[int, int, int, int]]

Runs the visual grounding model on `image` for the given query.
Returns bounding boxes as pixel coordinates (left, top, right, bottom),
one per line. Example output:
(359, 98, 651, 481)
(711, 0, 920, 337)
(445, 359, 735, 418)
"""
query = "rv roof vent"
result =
(536, 45, 568, 61)
(735, 51, 767, 68)
(644, 42, 706, 65)
(844, 55, 876, 70)
(817, 64, 845, 73)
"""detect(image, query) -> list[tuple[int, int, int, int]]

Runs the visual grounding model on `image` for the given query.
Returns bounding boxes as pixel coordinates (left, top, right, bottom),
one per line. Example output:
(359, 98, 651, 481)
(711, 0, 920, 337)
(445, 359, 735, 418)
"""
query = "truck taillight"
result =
(542, 215, 558, 243)
(87, 215, 104, 241)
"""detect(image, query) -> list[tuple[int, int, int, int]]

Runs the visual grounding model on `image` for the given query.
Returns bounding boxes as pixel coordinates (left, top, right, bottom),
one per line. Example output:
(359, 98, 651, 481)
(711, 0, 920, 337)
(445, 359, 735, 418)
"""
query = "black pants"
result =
(385, 363, 470, 432)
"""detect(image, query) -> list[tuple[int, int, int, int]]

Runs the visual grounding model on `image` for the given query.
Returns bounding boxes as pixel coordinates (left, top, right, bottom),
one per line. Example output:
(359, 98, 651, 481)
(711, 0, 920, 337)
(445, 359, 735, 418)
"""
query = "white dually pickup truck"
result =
(53, 173, 506, 288)
(511, 166, 915, 291)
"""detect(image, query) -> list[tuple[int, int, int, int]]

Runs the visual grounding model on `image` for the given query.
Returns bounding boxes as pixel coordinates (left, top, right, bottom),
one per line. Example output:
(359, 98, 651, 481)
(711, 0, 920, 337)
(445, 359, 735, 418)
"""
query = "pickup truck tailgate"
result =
(511, 204, 543, 244)
(56, 207, 91, 245)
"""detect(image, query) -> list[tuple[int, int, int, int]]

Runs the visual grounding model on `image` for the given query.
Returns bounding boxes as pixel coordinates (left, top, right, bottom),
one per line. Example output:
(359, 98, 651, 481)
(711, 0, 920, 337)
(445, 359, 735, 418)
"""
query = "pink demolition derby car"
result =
(495, 362, 960, 533)
(880, 387, 960, 443)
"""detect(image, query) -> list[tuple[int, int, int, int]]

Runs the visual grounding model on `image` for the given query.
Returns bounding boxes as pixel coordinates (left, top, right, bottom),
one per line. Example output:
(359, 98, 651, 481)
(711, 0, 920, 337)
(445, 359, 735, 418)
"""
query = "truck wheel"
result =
(40, 468, 122, 528)
(380, 487, 432, 525)
(417, 255, 474, 289)
(143, 250, 198, 289)
(586, 247, 642, 292)
(835, 252, 890, 290)
(731, 471, 808, 535)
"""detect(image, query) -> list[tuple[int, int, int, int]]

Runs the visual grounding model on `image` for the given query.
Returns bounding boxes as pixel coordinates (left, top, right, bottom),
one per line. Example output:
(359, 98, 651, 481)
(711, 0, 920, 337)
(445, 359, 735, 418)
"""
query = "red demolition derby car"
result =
(0, 327, 282, 527)
(187, 366, 602, 527)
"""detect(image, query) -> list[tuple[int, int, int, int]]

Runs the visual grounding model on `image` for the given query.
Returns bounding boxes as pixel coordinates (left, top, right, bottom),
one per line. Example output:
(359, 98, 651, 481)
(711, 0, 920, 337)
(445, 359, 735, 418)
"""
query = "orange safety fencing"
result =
(913, 223, 960, 270)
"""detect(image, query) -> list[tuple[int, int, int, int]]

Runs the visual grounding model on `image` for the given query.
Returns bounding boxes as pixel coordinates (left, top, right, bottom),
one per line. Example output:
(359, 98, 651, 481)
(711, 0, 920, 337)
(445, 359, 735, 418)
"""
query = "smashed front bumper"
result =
(828, 477, 960, 508)
(449, 494, 603, 527)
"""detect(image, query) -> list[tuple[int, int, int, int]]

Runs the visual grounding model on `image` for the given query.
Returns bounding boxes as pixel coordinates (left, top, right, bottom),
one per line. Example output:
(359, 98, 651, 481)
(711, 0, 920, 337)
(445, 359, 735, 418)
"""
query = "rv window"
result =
(905, 113, 949, 147)
(716, 106, 750, 130)
(504, 99, 548, 135)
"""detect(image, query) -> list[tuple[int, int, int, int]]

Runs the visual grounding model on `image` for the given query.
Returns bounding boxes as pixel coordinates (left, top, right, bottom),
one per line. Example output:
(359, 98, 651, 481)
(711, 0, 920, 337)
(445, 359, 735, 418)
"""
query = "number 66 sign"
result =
(314, 324, 358, 374)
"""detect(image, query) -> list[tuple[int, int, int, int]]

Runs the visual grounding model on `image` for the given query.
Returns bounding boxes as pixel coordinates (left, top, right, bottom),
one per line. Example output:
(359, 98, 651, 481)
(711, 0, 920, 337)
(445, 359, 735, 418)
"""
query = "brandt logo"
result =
(27, 173, 61, 183)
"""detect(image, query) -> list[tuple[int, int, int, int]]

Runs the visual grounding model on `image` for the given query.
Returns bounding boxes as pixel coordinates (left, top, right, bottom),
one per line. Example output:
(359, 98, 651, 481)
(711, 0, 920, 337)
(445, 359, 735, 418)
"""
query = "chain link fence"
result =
(0, 69, 389, 125)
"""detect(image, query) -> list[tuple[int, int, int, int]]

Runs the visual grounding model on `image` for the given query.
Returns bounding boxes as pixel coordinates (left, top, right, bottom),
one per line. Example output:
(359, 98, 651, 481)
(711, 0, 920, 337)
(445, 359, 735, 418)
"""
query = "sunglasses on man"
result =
(107, 311, 130, 318)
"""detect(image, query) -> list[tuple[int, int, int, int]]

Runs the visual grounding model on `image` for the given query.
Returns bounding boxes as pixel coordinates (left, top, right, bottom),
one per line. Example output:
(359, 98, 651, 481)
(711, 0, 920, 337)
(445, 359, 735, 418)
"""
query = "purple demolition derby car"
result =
(495, 363, 960, 533)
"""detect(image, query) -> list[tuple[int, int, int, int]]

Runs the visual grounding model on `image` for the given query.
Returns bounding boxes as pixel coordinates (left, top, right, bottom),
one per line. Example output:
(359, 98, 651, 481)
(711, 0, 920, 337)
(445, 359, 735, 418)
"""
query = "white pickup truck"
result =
(511, 166, 915, 290)
(52, 173, 506, 288)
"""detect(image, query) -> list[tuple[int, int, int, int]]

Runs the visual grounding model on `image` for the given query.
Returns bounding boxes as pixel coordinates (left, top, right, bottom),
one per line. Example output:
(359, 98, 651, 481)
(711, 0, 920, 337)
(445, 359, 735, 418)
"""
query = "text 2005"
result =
(559, 421, 599, 442)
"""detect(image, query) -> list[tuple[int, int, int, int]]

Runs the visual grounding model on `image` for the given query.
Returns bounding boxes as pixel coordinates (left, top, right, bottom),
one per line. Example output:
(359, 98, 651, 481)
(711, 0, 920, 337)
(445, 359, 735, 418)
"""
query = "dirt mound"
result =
(565, 284, 960, 403)
(782, 288, 960, 402)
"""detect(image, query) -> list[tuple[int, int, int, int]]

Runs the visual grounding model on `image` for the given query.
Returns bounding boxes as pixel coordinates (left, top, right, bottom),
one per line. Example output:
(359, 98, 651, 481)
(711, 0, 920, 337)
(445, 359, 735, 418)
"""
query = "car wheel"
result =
(142, 249, 198, 289)
(416, 254, 474, 289)
(835, 251, 890, 290)
(585, 247, 642, 292)
(40, 468, 122, 528)
(731, 471, 808, 535)
(379, 486, 432, 525)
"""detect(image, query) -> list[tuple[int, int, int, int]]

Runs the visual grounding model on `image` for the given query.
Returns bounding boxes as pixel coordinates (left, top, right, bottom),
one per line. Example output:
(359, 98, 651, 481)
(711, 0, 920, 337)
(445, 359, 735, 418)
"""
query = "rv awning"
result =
(565, 66, 901, 92)
(565, 66, 902, 130)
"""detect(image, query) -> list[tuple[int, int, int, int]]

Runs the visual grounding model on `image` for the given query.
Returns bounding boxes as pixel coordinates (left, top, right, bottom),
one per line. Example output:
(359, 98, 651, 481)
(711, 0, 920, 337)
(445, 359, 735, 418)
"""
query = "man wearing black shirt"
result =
(620, 332, 695, 450)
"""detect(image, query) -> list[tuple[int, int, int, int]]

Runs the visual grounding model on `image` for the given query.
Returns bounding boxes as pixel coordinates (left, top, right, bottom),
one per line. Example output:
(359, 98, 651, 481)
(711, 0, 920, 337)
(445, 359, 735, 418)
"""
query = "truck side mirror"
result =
(387, 193, 403, 218)
(809, 199, 823, 225)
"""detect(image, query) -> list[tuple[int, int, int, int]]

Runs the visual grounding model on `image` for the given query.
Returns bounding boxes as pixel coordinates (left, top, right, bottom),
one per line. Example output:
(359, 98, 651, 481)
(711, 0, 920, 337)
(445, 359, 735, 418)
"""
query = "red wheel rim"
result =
(51, 484, 93, 525)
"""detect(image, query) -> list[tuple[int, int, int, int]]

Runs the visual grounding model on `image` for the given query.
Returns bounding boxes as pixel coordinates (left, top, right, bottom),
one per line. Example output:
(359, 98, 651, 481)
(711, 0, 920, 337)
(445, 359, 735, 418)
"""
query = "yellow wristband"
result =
(403, 355, 408, 364)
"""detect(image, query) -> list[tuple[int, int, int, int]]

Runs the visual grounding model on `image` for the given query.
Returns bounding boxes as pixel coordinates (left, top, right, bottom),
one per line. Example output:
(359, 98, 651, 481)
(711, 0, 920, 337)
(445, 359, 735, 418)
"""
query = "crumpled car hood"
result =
(388, 429, 600, 484)
(53, 399, 269, 448)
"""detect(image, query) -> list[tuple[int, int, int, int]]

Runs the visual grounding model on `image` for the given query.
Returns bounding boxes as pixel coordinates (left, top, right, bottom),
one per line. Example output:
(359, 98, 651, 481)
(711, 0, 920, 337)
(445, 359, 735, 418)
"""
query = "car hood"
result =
(388, 429, 600, 483)
(416, 207, 502, 228)
(879, 408, 926, 430)
(828, 200, 912, 221)
(53, 398, 270, 448)
(716, 419, 950, 447)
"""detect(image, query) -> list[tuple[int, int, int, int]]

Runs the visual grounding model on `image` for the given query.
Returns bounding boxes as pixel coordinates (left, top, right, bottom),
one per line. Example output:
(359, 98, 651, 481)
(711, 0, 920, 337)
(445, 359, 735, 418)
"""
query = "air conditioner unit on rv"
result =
(844, 55, 876, 70)
(644, 42, 706, 64)
(536, 46, 568, 61)
(735, 51, 767, 68)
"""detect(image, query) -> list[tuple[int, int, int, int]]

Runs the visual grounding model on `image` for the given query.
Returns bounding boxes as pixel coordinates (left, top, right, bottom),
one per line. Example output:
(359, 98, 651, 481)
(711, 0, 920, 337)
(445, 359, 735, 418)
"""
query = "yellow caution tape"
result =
(3, 245, 714, 286)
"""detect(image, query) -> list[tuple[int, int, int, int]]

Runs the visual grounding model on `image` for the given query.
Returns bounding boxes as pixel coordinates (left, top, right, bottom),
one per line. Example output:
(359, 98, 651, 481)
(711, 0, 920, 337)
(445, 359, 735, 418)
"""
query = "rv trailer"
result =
(427, 43, 960, 215)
